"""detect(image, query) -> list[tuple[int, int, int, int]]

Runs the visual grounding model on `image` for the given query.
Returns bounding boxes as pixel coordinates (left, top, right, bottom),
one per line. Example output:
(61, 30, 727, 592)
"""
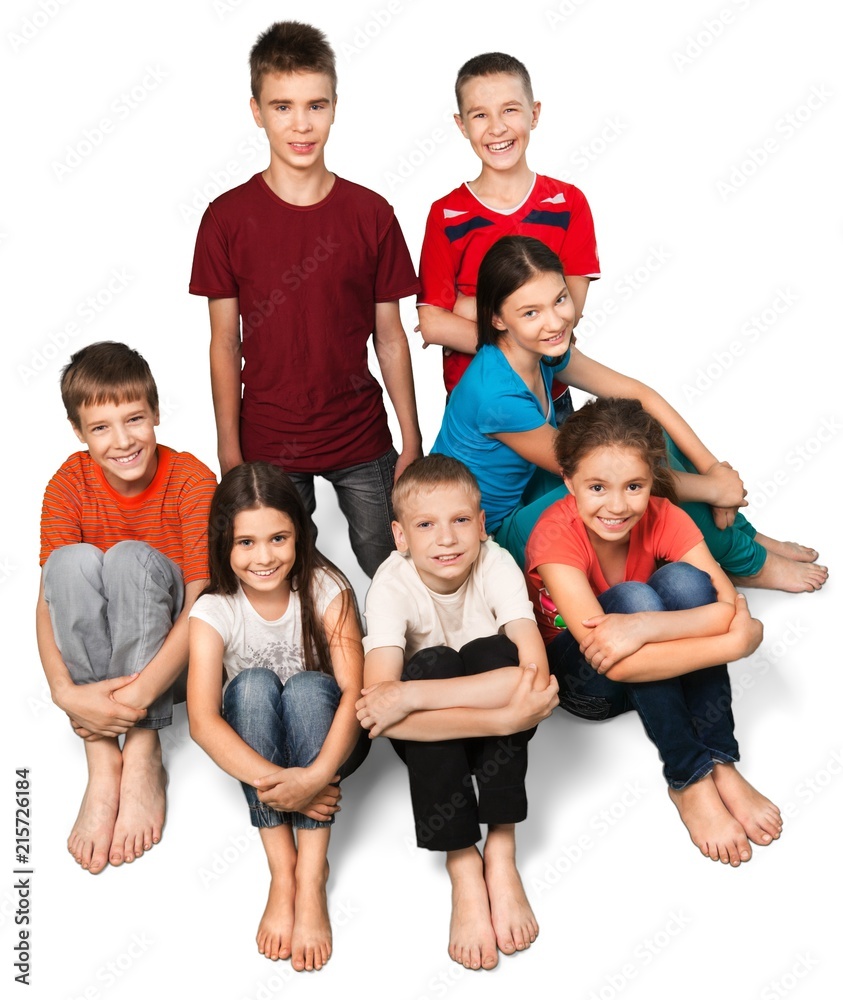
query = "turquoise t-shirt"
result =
(432, 344, 570, 532)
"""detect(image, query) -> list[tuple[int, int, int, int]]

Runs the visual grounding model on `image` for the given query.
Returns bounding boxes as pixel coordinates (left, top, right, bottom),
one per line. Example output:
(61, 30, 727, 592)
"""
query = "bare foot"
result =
(446, 847, 498, 970)
(668, 773, 752, 866)
(712, 763, 782, 846)
(483, 825, 537, 955)
(731, 550, 828, 593)
(109, 730, 166, 866)
(290, 867, 332, 972)
(68, 740, 122, 874)
(258, 872, 296, 961)
(754, 533, 819, 563)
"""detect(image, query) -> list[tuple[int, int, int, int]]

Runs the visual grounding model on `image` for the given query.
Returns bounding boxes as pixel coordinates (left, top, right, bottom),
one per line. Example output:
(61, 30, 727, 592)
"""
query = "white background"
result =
(2, 0, 841, 998)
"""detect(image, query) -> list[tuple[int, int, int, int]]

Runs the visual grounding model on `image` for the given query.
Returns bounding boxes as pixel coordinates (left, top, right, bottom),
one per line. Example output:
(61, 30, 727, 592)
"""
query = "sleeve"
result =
(39, 467, 83, 566)
(374, 209, 420, 303)
(177, 458, 218, 584)
(188, 594, 233, 645)
(558, 186, 600, 279)
(475, 371, 547, 437)
(655, 502, 705, 563)
(525, 504, 591, 577)
(417, 203, 457, 310)
(188, 205, 239, 299)
(362, 560, 412, 655)
(482, 543, 536, 626)
(314, 567, 345, 618)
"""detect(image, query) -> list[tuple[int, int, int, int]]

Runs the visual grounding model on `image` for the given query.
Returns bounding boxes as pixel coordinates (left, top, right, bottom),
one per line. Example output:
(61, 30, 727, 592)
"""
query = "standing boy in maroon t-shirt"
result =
(190, 21, 422, 577)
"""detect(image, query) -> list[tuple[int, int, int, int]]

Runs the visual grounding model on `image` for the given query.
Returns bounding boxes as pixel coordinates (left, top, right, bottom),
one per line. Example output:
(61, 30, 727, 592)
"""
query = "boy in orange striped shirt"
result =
(36, 342, 217, 874)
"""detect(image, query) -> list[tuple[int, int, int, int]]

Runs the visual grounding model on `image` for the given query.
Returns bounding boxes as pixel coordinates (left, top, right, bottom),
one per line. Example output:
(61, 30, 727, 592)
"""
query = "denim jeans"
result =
(390, 636, 535, 852)
(547, 562, 739, 789)
(222, 667, 370, 829)
(42, 541, 184, 728)
(287, 447, 398, 578)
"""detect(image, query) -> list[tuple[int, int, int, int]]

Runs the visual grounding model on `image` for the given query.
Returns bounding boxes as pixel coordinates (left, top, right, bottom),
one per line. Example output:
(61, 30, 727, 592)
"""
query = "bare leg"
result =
(712, 763, 783, 846)
(290, 829, 332, 972)
(668, 773, 752, 866)
(68, 737, 122, 874)
(109, 728, 167, 865)
(754, 533, 819, 563)
(257, 826, 297, 960)
(731, 548, 827, 593)
(446, 846, 498, 970)
(483, 824, 537, 956)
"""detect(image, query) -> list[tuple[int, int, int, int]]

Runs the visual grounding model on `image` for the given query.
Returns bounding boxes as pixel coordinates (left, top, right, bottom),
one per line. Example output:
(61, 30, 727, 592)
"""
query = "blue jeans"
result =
(547, 562, 739, 789)
(287, 447, 398, 578)
(42, 541, 184, 729)
(222, 668, 370, 829)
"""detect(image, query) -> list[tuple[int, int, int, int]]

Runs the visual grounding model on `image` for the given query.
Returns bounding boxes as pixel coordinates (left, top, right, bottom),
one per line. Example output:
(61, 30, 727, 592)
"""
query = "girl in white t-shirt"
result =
(188, 462, 367, 972)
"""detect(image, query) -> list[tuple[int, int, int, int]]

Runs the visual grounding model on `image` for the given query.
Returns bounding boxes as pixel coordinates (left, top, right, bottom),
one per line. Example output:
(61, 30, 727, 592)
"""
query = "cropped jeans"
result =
(222, 668, 370, 830)
(547, 562, 739, 789)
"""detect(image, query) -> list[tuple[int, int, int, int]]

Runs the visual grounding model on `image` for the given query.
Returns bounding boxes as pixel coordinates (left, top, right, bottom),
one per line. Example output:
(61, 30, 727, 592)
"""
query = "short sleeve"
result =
(418, 204, 457, 310)
(475, 380, 548, 437)
(189, 593, 235, 645)
(481, 543, 536, 626)
(558, 187, 600, 278)
(362, 558, 413, 654)
(39, 468, 83, 566)
(313, 567, 345, 619)
(176, 459, 217, 584)
(654, 503, 704, 563)
(189, 205, 239, 299)
(374, 211, 420, 303)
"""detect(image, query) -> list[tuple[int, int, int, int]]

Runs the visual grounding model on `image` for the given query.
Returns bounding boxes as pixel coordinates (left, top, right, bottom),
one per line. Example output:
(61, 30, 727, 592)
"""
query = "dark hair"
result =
(60, 341, 158, 429)
(554, 397, 677, 503)
(250, 21, 337, 100)
(476, 235, 564, 350)
(392, 455, 481, 522)
(455, 52, 533, 113)
(205, 462, 356, 675)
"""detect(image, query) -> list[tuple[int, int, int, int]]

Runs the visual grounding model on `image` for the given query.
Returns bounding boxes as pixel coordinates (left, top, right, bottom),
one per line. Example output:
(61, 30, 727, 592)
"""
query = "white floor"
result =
(4, 1, 841, 998)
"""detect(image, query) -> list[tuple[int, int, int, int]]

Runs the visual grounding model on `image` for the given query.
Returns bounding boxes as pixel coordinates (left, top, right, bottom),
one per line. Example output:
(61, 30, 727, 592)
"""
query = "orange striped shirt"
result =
(40, 445, 217, 583)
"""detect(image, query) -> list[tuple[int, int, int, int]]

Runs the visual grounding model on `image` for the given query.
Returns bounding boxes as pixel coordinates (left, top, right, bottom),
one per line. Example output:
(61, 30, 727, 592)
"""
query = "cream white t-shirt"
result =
(190, 568, 344, 689)
(362, 540, 535, 659)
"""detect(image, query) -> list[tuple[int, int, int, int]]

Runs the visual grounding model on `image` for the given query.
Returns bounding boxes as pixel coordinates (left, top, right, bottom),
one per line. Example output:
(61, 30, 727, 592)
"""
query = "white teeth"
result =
(113, 452, 140, 464)
(488, 140, 513, 150)
(600, 518, 625, 525)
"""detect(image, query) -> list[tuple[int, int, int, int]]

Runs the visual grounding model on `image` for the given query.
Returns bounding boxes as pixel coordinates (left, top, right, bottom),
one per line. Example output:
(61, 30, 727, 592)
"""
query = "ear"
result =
(530, 100, 541, 130)
(70, 418, 84, 444)
(391, 520, 408, 553)
(478, 508, 488, 542)
(491, 313, 507, 333)
(153, 408, 160, 427)
(454, 112, 468, 139)
(250, 96, 263, 129)
(562, 473, 573, 493)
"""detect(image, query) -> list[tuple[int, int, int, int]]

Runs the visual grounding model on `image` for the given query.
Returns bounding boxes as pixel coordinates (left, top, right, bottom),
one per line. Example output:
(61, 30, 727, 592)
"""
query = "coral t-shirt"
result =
(525, 494, 703, 644)
(189, 173, 419, 473)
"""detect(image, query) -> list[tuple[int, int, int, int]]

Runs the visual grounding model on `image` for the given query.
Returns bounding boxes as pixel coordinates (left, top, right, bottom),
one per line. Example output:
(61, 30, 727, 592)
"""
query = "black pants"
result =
(391, 635, 535, 852)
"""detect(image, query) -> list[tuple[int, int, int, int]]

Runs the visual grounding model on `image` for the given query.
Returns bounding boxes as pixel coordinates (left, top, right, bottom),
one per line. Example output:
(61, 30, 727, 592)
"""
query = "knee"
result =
(224, 667, 283, 714)
(281, 670, 340, 712)
(601, 580, 663, 614)
(402, 646, 463, 682)
(650, 561, 716, 610)
(43, 544, 103, 597)
(102, 539, 156, 571)
(459, 635, 518, 673)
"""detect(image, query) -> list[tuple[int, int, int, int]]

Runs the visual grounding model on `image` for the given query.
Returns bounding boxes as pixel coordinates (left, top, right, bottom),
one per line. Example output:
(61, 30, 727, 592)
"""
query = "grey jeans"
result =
(42, 541, 185, 728)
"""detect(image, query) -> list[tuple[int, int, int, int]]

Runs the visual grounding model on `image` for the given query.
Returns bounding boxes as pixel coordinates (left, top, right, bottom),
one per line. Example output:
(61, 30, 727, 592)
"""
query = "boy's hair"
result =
(249, 21, 337, 100)
(205, 462, 356, 675)
(455, 52, 533, 113)
(555, 397, 677, 503)
(392, 455, 482, 522)
(60, 341, 159, 429)
(476, 235, 564, 350)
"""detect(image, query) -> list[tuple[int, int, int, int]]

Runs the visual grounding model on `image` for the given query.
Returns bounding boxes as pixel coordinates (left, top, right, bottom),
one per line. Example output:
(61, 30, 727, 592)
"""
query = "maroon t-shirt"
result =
(189, 173, 420, 473)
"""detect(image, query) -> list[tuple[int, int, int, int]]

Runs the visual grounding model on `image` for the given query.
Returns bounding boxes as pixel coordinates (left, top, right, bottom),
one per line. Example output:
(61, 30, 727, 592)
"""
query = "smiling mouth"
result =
(543, 331, 568, 345)
(487, 139, 515, 152)
(111, 450, 141, 465)
(598, 517, 629, 526)
(433, 553, 463, 564)
(250, 567, 279, 577)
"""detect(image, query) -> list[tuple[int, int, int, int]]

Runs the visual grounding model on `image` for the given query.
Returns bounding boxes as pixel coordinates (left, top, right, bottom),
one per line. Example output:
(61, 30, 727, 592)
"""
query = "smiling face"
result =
(229, 506, 296, 608)
(392, 485, 487, 594)
(455, 72, 539, 174)
(250, 70, 336, 174)
(564, 446, 653, 547)
(73, 398, 159, 496)
(492, 270, 575, 364)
